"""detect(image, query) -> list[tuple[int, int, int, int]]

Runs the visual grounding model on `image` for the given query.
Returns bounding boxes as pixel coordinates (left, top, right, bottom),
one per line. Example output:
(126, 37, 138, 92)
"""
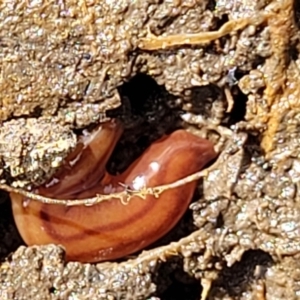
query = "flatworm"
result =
(11, 120, 217, 262)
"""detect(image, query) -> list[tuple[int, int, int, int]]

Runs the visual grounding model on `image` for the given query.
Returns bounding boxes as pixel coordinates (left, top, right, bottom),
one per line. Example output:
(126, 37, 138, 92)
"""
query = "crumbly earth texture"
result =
(0, 0, 300, 299)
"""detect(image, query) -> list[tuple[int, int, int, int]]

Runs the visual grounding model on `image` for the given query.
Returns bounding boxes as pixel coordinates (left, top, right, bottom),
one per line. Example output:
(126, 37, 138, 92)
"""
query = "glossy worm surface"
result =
(11, 120, 217, 263)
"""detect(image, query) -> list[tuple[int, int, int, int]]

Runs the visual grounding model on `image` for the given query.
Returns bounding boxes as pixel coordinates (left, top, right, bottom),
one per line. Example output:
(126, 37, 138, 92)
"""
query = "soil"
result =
(0, 0, 300, 299)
